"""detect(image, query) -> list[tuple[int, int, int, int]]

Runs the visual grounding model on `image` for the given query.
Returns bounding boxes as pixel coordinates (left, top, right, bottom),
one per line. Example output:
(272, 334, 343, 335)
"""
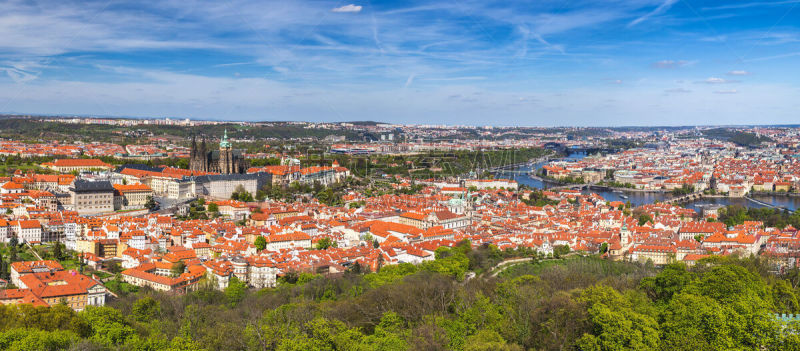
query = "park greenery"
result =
(702, 128, 774, 147)
(599, 180, 636, 189)
(256, 178, 371, 207)
(670, 183, 695, 196)
(520, 189, 559, 207)
(537, 171, 586, 185)
(332, 148, 549, 180)
(718, 204, 800, 229)
(231, 185, 255, 202)
(2, 239, 800, 350)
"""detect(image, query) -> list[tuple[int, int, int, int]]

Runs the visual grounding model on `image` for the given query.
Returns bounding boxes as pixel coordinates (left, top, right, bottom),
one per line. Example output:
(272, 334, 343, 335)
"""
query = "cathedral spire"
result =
(220, 128, 231, 149)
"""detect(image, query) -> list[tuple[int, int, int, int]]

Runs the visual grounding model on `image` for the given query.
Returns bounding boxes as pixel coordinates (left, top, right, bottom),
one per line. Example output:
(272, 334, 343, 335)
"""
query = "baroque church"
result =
(189, 130, 247, 174)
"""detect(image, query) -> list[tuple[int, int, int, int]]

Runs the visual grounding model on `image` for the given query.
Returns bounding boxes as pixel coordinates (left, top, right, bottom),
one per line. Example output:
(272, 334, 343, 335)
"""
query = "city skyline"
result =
(1, 0, 799, 126)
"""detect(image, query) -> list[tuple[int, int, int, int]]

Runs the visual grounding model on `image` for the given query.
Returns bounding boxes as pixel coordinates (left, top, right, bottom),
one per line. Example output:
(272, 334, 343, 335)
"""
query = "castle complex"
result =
(189, 130, 246, 174)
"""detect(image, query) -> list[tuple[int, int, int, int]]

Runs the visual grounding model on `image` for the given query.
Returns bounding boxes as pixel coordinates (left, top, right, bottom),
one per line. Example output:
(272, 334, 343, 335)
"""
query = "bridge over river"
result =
(662, 192, 795, 213)
(663, 192, 704, 204)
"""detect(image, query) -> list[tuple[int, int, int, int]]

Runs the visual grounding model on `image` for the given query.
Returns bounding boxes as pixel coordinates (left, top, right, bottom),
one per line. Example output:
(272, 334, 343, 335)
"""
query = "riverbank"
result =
(749, 191, 800, 198)
(590, 184, 669, 194)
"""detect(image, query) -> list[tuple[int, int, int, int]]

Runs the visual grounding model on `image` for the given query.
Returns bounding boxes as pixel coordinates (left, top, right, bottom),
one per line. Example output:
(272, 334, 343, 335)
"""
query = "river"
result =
(495, 152, 800, 212)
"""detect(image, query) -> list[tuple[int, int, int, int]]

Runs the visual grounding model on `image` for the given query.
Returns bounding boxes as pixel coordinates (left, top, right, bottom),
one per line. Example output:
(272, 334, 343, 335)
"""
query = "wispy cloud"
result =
(714, 89, 738, 94)
(404, 74, 415, 88)
(420, 76, 487, 82)
(629, 0, 679, 27)
(652, 60, 694, 68)
(665, 88, 691, 93)
(727, 70, 751, 76)
(702, 0, 800, 11)
(743, 51, 800, 62)
(698, 77, 739, 84)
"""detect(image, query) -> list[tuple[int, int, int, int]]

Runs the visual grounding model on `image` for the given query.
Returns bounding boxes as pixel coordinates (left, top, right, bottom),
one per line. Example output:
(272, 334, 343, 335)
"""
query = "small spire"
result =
(220, 129, 231, 148)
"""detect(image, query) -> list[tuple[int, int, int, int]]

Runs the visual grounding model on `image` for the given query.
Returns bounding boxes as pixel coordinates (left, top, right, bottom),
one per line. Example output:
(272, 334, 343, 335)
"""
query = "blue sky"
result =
(1, 0, 799, 126)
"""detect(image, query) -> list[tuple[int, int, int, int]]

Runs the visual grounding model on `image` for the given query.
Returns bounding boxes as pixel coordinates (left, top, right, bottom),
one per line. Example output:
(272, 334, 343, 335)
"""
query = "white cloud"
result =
(1, 67, 37, 83)
(714, 90, 738, 94)
(700, 77, 738, 84)
(332, 4, 362, 13)
(404, 74, 415, 88)
(727, 70, 751, 76)
(652, 60, 694, 68)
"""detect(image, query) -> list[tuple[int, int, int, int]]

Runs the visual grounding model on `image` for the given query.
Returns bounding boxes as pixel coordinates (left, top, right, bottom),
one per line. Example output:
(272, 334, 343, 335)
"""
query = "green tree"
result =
(131, 297, 162, 322)
(464, 329, 522, 351)
(315, 237, 336, 250)
(144, 196, 158, 210)
(207, 203, 219, 213)
(660, 293, 737, 350)
(52, 242, 63, 261)
(638, 214, 653, 226)
(773, 279, 800, 313)
(254, 236, 266, 251)
(553, 245, 570, 258)
(81, 306, 136, 346)
(231, 185, 254, 202)
(225, 276, 247, 307)
(171, 261, 186, 276)
(639, 263, 694, 303)
(0, 329, 79, 351)
(576, 285, 660, 351)
(9, 236, 18, 262)
(166, 336, 207, 351)
(106, 261, 123, 274)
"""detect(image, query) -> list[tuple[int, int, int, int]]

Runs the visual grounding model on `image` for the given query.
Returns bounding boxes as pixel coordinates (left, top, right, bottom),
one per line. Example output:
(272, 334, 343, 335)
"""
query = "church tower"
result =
(200, 136, 208, 172)
(219, 129, 232, 174)
(190, 135, 197, 159)
(190, 135, 206, 172)
(190, 130, 244, 174)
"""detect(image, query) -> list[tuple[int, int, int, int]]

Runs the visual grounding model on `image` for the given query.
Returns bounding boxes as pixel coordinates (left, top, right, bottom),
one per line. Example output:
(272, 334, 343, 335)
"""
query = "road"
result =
(488, 257, 536, 277)
(26, 242, 43, 260)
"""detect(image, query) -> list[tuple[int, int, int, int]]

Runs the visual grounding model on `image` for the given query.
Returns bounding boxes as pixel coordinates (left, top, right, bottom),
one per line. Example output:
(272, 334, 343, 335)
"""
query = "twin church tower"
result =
(189, 129, 247, 174)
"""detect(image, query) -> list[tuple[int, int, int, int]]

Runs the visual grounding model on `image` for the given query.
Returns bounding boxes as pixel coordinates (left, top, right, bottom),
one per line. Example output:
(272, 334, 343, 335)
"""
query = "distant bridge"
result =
(663, 192, 704, 204)
(547, 182, 599, 191)
(746, 196, 795, 213)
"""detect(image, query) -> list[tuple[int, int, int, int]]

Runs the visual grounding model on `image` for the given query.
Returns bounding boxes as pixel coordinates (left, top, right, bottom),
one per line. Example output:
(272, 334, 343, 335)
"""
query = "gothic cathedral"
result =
(189, 129, 247, 174)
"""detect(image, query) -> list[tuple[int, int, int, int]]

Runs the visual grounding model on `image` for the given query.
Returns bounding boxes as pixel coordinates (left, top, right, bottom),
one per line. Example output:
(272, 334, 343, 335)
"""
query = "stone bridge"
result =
(663, 192, 703, 204)
(548, 182, 599, 191)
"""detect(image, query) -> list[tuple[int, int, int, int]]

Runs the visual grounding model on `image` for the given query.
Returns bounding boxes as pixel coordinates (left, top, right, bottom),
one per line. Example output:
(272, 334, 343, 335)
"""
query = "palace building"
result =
(189, 130, 247, 174)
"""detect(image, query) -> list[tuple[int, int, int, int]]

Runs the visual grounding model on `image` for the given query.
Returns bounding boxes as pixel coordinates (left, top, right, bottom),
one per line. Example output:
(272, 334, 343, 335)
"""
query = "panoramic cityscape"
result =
(2, 1, 800, 350)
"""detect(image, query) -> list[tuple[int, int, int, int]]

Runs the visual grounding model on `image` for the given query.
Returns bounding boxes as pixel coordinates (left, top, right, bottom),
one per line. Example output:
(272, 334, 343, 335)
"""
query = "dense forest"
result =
(2, 242, 800, 350)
